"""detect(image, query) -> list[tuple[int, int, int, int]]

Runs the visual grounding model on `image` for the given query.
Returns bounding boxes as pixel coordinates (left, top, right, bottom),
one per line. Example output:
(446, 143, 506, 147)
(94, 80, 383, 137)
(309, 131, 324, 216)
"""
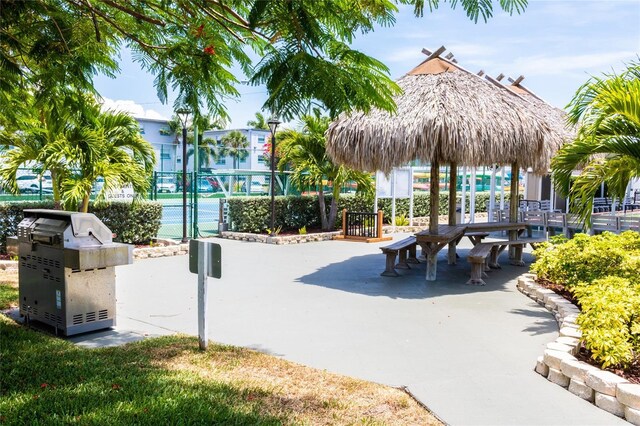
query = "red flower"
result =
(203, 45, 215, 55)
(194, 24, 205, 38)
(111, 383, 121, 390)
(40, 383, 48, 389)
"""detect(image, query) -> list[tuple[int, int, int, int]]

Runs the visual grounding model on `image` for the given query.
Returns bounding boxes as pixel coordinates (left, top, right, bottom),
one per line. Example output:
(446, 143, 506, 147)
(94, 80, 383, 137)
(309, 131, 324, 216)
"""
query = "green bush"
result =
(531, 231, 640, 289)
(531, 232, 640, 369)
(227, 192, 518, 232)
(0, 200, 162, 252)
(573, 277, 640, 368)
(90, 201, 162, 244)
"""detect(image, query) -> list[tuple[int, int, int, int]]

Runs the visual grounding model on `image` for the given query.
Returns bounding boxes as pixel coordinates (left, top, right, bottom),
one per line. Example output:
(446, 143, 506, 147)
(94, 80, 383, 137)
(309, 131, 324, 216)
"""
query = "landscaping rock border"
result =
(517, 273, 640, 425)
(219, 230, 341, 244)
(133, 244, 188, 259)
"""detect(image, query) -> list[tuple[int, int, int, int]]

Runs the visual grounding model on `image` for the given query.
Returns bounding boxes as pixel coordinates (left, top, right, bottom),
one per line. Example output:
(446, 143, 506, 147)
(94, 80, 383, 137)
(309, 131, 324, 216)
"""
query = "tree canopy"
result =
(551, 61, 640, 226)
(1, 0, 528, 123)
(277, 109, 374, 230)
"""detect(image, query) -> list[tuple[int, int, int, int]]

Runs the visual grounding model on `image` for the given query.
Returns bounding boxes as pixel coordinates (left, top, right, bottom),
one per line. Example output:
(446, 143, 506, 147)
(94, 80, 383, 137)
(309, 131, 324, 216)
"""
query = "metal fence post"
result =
(193, 171, 199, 238)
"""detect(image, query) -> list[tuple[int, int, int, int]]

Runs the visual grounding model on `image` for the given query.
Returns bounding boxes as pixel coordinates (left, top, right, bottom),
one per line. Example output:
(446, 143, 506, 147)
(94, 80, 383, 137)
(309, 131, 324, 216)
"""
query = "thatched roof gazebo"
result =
(326, 46, 563, 280)
(494, 74, 575, 150)
(327, 47, 560, 226)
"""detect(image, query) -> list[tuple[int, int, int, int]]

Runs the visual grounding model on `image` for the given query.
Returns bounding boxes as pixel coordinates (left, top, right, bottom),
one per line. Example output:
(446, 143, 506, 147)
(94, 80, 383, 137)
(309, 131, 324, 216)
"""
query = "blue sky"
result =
(94, 0, 640, 128)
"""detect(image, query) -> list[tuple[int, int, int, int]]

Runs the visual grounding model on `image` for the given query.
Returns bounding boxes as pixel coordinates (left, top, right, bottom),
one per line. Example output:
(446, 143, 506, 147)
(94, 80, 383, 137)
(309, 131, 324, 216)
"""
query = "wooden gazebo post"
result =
(509, 161, 522, 263)
(509, 161, 519, 224)
(424, 159, 440, 280)
(448, 163, 458, 264)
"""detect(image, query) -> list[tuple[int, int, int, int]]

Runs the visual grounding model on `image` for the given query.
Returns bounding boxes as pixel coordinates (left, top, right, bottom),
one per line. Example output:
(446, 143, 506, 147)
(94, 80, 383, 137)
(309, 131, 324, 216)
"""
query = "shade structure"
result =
(326, 50, 562, 175)
(496, 74, 575, 151)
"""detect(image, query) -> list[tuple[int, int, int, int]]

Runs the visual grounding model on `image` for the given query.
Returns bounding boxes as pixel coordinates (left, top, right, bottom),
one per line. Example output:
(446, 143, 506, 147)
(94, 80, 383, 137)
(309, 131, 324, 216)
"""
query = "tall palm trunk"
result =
(80, 194, 90, 213)
(327, 185, 341, 230)
(317, 184, 330, 230)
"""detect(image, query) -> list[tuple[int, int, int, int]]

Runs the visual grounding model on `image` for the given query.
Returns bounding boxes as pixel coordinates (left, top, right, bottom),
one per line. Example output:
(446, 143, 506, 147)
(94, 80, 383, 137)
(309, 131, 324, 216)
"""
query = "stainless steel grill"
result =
(18, 209, 133, 336)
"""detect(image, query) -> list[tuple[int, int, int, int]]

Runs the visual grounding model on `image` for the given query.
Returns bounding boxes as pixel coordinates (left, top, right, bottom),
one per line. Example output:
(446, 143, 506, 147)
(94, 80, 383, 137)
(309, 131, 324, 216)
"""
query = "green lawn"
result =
(0, 288, 438, 425)
(0, 281, 18, 310)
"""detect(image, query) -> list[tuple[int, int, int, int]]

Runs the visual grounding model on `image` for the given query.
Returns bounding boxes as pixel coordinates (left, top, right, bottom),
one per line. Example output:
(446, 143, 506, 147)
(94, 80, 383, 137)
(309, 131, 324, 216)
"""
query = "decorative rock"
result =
(533, 288, 555, 302)
(547, 368, 570, 387)
(595, 392, 625, 417)
(625, 406, 640, 426)
(617, 383, 640, 409)
(563, 313, 579, 324)
(560, 359, 598, 382)
(586, 369, 629, 396)
(569, 379, 595, 402)
(543, 349, 575, 370)
(556, 336, 580, 349)
(535, 356, 549, 377)
(559, 326, 582, 339)
(546, 341, 574, 353)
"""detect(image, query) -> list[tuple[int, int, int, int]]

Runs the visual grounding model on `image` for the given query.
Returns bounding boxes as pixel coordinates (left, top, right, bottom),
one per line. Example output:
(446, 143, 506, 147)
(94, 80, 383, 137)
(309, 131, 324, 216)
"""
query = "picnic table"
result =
(415, 225, 467, 281)
(413, 222, 530, 281)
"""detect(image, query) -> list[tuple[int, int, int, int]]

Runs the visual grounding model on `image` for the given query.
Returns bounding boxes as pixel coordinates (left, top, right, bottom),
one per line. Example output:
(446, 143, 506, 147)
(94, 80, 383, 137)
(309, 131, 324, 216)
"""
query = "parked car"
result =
(196, 178, 214, 193)
(156, 176, 177, 193)
(16, 175, 53, 193)
(241, 179, 266, 194)
(92, 176, 105, 193)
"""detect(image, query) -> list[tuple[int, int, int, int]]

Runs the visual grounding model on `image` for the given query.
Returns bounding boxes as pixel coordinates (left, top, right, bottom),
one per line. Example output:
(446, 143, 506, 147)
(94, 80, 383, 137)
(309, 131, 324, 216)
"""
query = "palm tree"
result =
(41, 102, 156, 212)
(247, 112, 268, 130)
(219, 130, 249, 169)
(277, 109, 373, 231)
(1, 96, 156, 212)
(187, 135, 218, 171)
(0, 94, 85, 205)
(551, 62, 640, 226)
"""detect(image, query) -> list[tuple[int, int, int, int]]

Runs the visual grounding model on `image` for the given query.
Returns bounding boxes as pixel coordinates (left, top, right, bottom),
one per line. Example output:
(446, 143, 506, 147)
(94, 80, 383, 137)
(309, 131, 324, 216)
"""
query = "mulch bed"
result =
(535, 277, 639, 384)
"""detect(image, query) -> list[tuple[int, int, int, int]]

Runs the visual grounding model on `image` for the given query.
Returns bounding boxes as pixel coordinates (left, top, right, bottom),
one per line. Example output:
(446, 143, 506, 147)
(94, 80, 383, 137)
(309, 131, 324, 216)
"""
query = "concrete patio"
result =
(85, 234, 625, 425)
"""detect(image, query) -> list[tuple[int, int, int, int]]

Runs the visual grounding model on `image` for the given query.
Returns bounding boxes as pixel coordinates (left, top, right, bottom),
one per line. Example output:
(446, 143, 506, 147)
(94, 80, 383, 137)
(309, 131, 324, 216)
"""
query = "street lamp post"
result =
(176, 108, 191, 243)
(267, 117, 281, 233)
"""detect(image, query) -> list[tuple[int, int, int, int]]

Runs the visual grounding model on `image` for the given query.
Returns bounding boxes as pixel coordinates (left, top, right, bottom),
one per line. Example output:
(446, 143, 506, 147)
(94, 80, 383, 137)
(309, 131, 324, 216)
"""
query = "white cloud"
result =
(100, 98, 169, 120)
(383, 46, 424, 63)
(507, 51, 637, 77)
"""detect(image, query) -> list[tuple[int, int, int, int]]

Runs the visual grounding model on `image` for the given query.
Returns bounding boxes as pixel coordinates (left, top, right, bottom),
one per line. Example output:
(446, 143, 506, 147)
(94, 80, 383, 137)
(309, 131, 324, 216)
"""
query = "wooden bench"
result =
(464, 231, 490, 246)
(466, 237, 548, 285)
(380, 236, 419, 277)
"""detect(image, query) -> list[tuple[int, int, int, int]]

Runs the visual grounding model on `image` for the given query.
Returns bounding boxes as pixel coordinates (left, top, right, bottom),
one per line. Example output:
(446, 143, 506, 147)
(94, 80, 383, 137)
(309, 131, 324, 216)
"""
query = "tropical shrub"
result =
(573, 277, 640, 368)
(531, 231, 640, 289)
(227, 192, 518, 233)
(531, 232, 640, 369)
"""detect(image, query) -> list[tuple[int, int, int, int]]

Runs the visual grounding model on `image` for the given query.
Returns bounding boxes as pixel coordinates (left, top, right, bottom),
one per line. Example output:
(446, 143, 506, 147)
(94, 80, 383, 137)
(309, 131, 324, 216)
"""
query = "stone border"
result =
(219, 231, 341, 245)
(517, 273, 640, 425)
(133, 244, 188, 259)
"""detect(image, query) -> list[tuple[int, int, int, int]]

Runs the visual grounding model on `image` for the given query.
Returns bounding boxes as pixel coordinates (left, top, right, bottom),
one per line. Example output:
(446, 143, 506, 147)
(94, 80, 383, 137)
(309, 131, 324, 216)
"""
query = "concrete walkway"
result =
(100, 234, 624, 425)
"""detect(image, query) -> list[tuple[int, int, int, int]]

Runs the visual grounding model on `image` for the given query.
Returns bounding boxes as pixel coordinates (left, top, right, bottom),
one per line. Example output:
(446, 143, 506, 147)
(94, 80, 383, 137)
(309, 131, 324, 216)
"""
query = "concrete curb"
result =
(517, 273, 640, 425)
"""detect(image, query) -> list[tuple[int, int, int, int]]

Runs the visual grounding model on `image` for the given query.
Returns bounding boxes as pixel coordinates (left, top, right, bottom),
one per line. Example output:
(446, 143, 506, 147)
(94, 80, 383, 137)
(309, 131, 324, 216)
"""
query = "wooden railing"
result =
(342, 209, 384, 240)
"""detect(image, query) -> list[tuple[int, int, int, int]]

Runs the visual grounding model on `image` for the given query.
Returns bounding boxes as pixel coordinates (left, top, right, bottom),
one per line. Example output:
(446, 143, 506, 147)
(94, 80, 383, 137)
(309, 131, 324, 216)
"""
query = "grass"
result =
(0, 274, 440, 425)
(0, 274, 18, 310)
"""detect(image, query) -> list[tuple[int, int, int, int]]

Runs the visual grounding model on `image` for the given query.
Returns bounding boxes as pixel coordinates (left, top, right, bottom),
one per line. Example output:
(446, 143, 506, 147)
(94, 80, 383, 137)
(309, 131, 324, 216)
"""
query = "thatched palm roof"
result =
(326, 51, 561, 174)
(497, 74, 576, 149)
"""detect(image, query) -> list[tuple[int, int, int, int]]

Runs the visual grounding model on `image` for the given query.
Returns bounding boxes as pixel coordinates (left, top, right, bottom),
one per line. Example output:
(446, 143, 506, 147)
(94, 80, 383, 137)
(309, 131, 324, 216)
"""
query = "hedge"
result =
(0, 200, 162, 253)
(531, 232, 640, 368)
(227, 192, 518, 233)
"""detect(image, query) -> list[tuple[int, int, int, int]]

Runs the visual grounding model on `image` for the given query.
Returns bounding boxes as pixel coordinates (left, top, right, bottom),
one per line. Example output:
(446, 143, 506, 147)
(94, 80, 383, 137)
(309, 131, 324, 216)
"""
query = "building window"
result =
(257, 136, 265, 144)
(257, 155, 265, 164)
(139, 124, 145, 134)
(216, 157, 226, 165)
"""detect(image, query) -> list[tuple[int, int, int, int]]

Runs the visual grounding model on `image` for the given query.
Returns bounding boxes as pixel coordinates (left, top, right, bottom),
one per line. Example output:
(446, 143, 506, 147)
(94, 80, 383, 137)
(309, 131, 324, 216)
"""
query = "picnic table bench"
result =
(467, 237, 547, 285)
(379, 236, 419, 277)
